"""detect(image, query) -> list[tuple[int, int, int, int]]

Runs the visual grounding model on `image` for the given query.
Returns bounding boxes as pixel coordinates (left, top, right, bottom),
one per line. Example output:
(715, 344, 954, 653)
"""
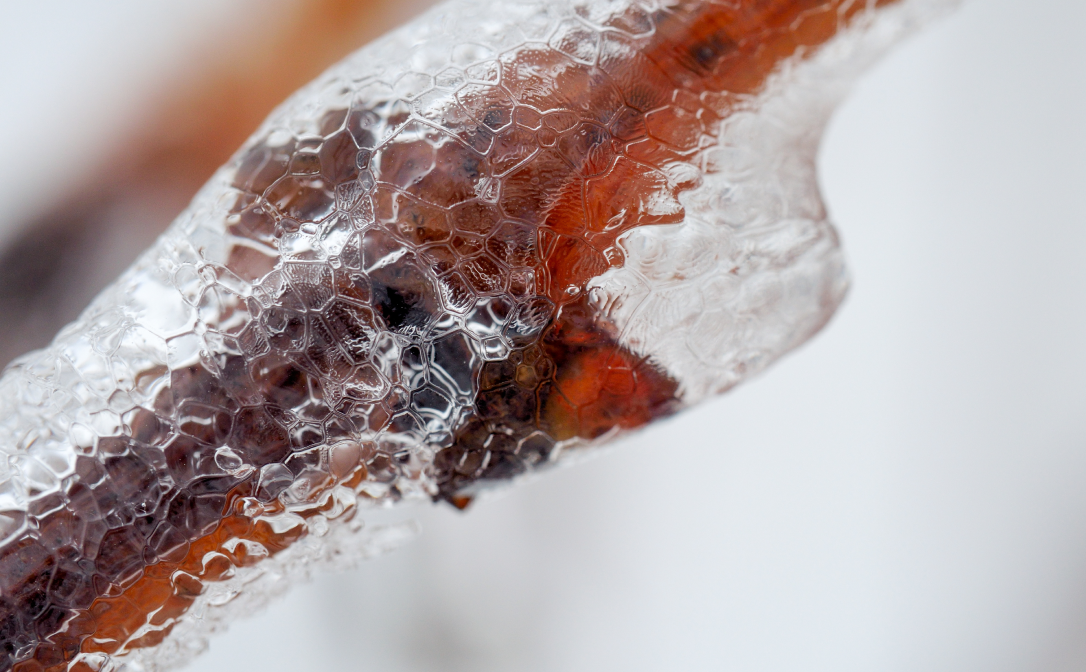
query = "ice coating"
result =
(0, 0, 956, 670)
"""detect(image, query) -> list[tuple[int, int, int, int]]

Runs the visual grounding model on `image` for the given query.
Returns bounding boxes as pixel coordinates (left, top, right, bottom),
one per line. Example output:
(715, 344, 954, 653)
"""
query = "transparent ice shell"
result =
(0, 0, 956, 669)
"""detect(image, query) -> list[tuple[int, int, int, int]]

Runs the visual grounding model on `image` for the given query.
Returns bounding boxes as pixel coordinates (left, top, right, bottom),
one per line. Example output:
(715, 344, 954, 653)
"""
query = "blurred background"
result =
(1, 0, 1085, 670)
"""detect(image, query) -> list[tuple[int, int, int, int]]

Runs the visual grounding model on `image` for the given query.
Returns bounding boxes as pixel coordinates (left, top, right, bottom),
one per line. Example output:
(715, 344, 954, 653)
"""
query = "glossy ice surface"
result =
(0, 0, 955, 669)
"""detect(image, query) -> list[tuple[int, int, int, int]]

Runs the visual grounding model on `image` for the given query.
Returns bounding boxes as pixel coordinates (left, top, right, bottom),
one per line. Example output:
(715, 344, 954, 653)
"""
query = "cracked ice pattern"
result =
(0, 0, 956, 669)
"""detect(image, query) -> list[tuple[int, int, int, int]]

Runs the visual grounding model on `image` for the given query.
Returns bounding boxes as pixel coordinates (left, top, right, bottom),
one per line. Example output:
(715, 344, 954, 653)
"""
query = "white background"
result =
(2, 0, 1085, 670)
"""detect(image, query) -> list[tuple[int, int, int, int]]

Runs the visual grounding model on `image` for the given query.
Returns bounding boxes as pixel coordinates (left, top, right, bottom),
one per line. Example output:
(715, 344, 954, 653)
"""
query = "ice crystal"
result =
(0, 0, 956, 669)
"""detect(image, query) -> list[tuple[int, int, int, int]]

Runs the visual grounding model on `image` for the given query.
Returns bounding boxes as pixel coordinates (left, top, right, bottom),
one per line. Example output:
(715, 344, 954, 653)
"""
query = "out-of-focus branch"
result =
(0, 0, 437, 368)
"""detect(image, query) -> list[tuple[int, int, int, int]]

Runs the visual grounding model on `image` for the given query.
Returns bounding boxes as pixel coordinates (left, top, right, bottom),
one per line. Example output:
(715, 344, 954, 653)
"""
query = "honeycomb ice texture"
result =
(0, 0, 956, 669)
